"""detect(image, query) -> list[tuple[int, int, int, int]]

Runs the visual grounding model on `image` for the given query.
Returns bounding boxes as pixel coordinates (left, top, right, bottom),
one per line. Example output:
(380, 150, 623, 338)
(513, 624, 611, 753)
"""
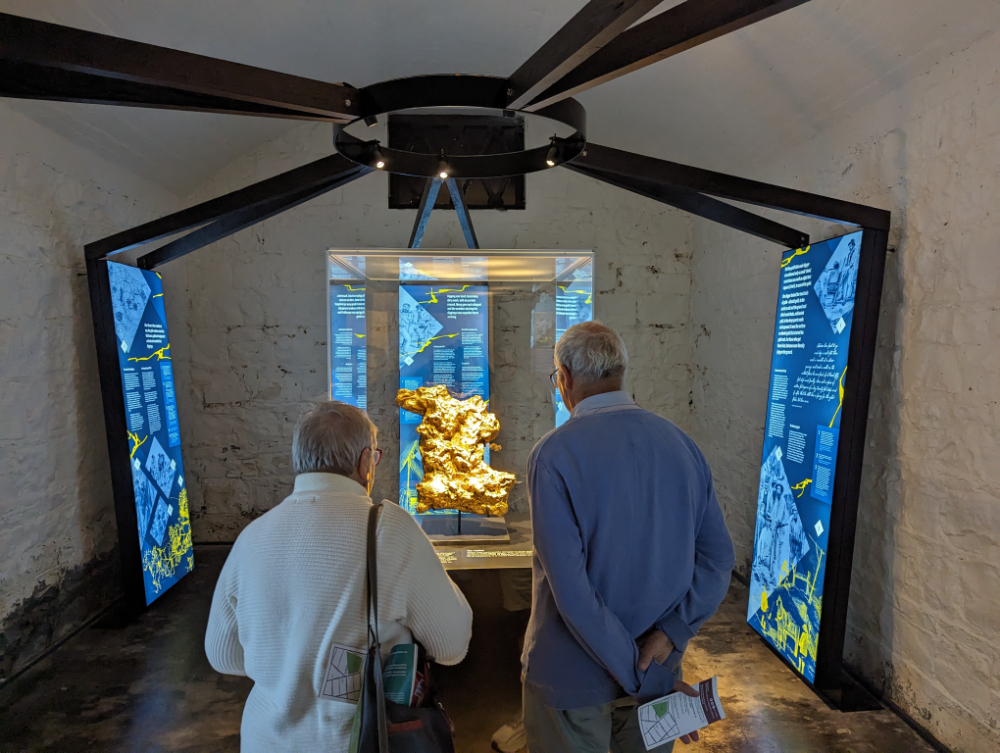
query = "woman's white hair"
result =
(292, 401, 377, 476)
(554, 321, 628, 387)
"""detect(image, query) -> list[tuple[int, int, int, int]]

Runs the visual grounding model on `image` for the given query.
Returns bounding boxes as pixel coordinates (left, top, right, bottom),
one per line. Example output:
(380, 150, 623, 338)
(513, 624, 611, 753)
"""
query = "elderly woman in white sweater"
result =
(205, 401, 473, 752)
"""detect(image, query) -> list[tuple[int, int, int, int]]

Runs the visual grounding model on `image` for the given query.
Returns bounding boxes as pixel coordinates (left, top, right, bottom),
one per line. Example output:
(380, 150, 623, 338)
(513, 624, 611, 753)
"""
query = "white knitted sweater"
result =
(205, 473, 473, 752)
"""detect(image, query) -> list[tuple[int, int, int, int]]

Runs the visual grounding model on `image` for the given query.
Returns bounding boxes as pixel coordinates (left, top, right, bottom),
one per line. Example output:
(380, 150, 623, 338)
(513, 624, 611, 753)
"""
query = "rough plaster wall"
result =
(168, 122, 692, 540)
(0, 104, 177, 679)
(690, 27, 1000, 753)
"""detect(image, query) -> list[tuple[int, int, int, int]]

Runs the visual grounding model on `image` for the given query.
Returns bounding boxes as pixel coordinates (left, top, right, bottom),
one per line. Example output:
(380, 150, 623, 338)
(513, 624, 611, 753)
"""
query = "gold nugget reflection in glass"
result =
(396, 385, 516, 516)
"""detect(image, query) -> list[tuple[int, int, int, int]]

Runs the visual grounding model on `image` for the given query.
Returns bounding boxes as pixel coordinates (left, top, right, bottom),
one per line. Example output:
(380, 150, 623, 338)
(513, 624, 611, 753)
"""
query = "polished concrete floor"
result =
(0, 546, 935, 753)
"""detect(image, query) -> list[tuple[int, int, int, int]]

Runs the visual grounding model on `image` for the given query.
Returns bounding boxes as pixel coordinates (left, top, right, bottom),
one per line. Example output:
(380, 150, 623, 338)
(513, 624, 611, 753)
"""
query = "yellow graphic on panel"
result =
(790, 479, 813, 498)
(128, 431, 148, 459)
(142, 488, 194, 595)
(829, 367, 848, 428)
(399, 439, 423, 512)
(417, 284, 476, 305)
(780, 245, 811, 268)
(558, 284, 593, 305)
(754, 536, 826, 674)
(401, 333, 459, 360)
(128, 343, 171, 362)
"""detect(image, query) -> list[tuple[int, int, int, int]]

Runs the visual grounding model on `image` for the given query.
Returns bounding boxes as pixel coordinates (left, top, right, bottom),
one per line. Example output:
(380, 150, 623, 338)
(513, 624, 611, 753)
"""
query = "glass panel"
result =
(327, 249, 595, 543)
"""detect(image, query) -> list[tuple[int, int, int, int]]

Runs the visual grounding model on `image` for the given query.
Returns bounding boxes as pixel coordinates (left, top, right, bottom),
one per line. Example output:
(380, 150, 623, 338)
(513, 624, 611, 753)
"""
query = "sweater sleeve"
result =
(389, 508, 473, 666)
(205, 543, 247, 676)
(655, 464, 736, 653)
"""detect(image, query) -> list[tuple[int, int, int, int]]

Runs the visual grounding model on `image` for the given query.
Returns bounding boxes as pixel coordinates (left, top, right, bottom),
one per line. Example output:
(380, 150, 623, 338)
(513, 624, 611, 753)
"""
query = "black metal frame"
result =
(3, 1, 891, 705)
(335, 75, 586, 178)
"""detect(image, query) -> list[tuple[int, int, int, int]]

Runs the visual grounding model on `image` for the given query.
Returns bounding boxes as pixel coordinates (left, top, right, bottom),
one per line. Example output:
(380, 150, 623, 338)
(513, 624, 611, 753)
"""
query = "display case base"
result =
(432, 512, 534, 570)
(420, 513, 511, 545)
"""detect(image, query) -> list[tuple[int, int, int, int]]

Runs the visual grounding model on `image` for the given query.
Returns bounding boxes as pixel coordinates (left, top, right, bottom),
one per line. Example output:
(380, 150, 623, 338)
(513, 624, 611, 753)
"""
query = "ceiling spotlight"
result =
(437, 158, 450, 180)
(546, 136, 561, 167)
(369, 144, 386, 169)
(364, 115, 378, 127)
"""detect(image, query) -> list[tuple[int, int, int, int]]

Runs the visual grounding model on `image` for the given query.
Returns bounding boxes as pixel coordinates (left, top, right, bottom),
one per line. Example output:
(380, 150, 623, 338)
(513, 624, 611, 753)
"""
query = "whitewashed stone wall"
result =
(690, 26, 1000, 753)
(169, 123, 693, 539)
(0, 104, 177, 678)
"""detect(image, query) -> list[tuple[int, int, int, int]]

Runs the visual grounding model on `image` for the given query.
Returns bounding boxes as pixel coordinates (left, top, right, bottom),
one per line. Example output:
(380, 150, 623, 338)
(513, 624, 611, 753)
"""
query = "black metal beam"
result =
(85, 155, 362, 260)
(814, 226, 889, 695)
(445, 179, 480, 249)
(568, 162, 808, 248)
(136, 166, 371, 269)
(0, 12, 359, 120)
(0, 60, 339, 121)
(506, 0, 666, 110)
(526, 0, 811, 111)
(408, 178, 443, 249)
(574, 143, 891, 229)
(84, 256, 147, 619)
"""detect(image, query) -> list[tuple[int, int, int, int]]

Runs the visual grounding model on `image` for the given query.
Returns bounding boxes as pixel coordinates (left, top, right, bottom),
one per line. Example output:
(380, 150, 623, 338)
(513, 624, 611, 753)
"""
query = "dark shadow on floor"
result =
(0, 545, 935, 753)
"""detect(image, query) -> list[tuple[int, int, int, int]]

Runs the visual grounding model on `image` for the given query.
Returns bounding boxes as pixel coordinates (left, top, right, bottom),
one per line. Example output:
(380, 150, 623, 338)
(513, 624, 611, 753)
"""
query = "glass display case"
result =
(328, 250, 594, 548)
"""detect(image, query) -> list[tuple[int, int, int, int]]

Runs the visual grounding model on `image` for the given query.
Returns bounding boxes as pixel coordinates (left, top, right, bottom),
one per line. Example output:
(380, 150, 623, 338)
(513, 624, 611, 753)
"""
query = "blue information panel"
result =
(555, 261, 594, 426)
(398, 284, 489, 514)
(107, 262, 194, 605)
(747, 231, 862, 682)
(329, 283, 367, 408)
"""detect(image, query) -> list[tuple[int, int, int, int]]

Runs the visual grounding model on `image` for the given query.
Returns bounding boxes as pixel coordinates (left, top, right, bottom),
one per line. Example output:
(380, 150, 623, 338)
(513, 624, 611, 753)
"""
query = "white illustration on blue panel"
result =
(813, 234, 861, 333)
(145, 436, 176, 495)
(131, 464, 159, 541)
(107, 263, 151, 353)
(398, 287, 443, 367)
(748, 446, 811, 620)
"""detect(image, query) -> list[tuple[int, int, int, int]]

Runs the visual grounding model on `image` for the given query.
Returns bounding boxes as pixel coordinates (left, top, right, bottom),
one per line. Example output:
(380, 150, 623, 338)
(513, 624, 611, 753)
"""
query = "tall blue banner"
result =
(555, 261, 594, 426)
(398, 284, 489, 514)
(747, 231, 863, 682)
(329, 283, 367, 408)
(108, 262, 194, 605)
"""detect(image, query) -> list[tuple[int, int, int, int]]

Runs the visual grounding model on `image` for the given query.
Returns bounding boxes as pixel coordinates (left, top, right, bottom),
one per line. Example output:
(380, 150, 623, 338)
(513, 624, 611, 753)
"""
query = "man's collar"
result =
(293, 472, 369, 497)
(571, 390, 635, 417)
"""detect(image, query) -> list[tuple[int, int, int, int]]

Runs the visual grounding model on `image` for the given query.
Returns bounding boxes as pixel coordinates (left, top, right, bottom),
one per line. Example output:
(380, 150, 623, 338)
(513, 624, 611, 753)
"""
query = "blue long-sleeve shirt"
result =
(522, 390, 735, 709)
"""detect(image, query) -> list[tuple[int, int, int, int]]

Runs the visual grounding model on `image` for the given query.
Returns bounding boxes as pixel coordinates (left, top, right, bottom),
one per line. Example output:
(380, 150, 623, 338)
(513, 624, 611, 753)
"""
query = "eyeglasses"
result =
(549, 369, 559, 387)
(369, 447, 383, 466)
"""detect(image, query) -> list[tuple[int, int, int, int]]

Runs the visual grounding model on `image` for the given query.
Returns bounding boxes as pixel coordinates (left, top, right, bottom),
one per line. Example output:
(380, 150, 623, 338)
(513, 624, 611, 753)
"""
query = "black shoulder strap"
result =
(365, 501, 388, 752)
(366, 501, 384, 647)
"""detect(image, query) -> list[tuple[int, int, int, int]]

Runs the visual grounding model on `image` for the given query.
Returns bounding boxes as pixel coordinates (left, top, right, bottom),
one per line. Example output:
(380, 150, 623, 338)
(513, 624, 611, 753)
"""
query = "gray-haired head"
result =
(554, 321, 628, 387)
(292, 401, 377, 476)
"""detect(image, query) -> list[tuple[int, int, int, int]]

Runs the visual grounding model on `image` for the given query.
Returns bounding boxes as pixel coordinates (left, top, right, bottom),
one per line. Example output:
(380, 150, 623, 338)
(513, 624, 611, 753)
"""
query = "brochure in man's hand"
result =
(382, 643, 427, 707)
(637, 676, 726, 750)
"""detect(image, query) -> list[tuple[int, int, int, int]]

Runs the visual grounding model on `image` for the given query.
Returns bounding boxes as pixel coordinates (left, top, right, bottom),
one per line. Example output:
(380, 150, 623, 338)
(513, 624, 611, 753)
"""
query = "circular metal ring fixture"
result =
(334, 74, 587, 179)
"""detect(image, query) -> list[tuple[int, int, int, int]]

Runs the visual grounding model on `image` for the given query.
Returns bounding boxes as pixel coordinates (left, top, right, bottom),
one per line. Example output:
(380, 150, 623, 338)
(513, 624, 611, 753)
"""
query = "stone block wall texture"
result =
(0, 104, 177, 680)
(169, 122, 693, 539)
(690, 25, 1000, 753)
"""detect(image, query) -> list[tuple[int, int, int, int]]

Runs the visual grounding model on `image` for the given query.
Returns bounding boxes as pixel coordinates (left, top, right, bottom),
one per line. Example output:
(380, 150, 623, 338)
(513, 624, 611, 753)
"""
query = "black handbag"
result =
(353, 502, 457, 753)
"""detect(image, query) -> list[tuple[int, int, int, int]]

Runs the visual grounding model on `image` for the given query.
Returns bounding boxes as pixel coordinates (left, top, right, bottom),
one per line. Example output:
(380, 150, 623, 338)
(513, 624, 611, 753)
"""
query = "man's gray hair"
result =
(292, 401, 377, 476)
(555, 321, 628, 386)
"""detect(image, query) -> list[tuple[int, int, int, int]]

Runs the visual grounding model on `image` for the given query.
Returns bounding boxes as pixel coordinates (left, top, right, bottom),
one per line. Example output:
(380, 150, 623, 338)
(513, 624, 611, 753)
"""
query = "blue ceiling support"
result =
(408, 176, 480, 249)
(445, 178, 479, 249)
(408, 177, 443, 249)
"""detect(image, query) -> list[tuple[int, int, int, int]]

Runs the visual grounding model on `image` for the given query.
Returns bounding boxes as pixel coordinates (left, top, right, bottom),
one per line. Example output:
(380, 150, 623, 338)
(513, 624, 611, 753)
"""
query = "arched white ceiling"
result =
(3, 0, 998, 194)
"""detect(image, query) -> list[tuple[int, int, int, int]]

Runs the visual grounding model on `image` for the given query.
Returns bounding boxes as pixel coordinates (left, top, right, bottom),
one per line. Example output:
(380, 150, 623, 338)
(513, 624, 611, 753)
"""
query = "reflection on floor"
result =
(0, 546, 934, 753)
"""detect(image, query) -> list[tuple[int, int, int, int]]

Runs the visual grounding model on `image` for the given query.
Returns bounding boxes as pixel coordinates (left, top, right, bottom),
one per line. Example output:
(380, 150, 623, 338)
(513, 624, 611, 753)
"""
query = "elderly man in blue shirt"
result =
(521, 321, 736, 753)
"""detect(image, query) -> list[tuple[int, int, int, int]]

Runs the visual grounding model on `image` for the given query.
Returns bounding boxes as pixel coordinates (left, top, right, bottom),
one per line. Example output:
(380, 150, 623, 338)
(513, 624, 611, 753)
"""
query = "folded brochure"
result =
(382, 643, 426, 707)
(638, 676, 725, 750)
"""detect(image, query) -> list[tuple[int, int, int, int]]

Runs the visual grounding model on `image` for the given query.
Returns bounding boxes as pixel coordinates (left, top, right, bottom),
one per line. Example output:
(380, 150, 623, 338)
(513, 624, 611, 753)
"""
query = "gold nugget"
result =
(396, 385, 516, 516)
